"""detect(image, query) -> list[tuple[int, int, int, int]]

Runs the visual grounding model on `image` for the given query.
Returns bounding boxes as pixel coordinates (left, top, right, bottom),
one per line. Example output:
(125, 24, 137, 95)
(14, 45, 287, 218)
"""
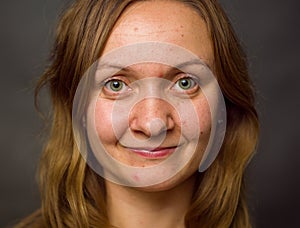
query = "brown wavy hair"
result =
(15, 0, 259, 227)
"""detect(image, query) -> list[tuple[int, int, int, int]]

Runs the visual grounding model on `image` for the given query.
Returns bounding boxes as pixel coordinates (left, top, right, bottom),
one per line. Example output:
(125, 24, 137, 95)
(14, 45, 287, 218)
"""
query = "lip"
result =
(126, 147, 177, 159)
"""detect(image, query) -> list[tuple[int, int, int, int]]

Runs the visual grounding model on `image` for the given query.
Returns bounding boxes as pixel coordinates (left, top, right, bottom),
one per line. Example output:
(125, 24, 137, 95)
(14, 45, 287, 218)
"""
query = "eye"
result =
(172, 76, 198, 92)
(104, 79, 129, 93)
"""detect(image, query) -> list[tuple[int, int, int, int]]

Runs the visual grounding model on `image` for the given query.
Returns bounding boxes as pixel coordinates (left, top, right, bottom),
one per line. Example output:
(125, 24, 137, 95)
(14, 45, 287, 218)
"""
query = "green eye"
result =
(110, 80, 123, 91)
(178, 78, 193, 90)
(105, 79, 126, 92)
(171, 76, 198, 93)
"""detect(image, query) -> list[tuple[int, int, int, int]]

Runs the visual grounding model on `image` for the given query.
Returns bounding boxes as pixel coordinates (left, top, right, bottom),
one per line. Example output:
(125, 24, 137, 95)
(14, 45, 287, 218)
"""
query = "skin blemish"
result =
(134, 27, 139, 32)
(200, 131, 204, 135)
(133, 174, 140, 182)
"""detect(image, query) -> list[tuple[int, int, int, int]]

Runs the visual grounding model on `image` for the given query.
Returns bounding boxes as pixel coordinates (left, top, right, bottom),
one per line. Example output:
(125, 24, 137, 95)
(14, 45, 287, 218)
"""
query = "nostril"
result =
(128, 98, 176, 137)
(148, 118, 167, 137)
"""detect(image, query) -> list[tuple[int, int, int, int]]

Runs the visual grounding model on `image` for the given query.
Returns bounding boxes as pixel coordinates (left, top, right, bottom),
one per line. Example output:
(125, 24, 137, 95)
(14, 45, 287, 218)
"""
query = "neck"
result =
(105, 175, 196, 228)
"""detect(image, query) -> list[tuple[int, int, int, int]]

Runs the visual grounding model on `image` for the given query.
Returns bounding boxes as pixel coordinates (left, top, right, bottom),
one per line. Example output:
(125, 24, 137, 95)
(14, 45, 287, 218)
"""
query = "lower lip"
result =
(129, 147, 176, 159)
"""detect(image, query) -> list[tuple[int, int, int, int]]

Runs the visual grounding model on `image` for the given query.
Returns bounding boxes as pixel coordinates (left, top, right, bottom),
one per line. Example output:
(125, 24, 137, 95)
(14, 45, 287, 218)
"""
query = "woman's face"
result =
(93, 1, 214, 190)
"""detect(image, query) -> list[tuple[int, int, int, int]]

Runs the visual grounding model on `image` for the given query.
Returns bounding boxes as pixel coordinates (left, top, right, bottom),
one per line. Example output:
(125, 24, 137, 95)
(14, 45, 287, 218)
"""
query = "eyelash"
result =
(104, 79, 130, 93)
(171, 75, 199, 92)
(102, 74, 199, 95)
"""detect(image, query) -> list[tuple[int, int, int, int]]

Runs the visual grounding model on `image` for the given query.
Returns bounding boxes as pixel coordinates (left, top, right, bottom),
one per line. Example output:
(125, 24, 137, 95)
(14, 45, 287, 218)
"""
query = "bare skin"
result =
(98, 1, 214, 227)
(106, 175, 196, 228)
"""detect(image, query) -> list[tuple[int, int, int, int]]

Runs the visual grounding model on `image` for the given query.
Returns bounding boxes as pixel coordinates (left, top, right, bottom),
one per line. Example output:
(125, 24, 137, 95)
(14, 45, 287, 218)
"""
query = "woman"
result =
(16, 0, 259, 227)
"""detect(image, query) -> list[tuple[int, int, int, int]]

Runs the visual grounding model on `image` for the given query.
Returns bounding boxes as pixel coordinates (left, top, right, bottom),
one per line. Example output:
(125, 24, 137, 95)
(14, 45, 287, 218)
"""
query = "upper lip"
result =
(125, 146, 179, 152)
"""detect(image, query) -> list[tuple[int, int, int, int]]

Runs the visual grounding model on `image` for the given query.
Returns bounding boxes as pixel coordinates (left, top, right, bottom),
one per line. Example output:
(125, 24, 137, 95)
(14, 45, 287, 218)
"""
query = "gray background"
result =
(0, 0, 299, 227)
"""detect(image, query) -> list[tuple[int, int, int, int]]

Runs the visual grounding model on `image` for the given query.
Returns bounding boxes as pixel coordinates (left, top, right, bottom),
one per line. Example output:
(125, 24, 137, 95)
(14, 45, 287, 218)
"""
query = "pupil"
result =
(180, 79, 190, 89)
(113, 81, 120, 88)
(111, 81, 122, 91)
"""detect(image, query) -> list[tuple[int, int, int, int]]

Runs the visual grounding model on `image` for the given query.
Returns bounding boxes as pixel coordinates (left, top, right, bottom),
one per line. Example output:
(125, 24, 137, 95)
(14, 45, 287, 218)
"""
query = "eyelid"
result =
(102, 75, 130, 85)
(100, 76, 133, 98)
(177, 73, 199, 81)
(170, 73, 200, 93)
(172, 73, 200, 85)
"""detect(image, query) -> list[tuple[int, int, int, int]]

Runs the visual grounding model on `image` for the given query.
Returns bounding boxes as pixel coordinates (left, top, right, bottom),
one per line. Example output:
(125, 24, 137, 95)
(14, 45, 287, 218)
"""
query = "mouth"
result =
(125, 146, 178, 159)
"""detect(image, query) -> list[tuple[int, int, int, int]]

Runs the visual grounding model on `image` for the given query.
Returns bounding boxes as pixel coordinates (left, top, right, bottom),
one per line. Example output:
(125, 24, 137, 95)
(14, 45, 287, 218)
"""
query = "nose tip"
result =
(129, 98, 175, 137)
(147, 118, 167, 137)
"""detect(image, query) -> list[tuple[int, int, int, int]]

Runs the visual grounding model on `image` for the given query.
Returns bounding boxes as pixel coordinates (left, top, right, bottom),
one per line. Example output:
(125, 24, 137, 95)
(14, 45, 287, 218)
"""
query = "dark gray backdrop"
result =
(1, 0, 299, 227)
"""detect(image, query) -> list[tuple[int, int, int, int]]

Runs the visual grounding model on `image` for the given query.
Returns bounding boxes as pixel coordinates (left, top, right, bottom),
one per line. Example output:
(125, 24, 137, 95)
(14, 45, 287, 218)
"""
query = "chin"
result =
(134, 167, 199, 193)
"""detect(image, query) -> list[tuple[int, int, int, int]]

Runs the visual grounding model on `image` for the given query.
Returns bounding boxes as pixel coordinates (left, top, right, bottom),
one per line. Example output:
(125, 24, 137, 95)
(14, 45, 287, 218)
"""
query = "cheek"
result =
(94, 99, 116, 144)
(195, 98, 211, 135)
(180, 97, 211, 140)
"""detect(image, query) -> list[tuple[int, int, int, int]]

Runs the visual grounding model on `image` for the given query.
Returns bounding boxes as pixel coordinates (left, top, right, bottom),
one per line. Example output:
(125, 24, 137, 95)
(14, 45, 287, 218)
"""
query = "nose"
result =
(129, 98, 175, 138)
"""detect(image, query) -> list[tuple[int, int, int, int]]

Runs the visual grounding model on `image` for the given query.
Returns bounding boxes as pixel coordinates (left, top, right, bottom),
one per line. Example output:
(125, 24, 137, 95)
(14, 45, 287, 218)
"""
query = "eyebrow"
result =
(176, 59, 207, 69)
(97, 59, 211, 72)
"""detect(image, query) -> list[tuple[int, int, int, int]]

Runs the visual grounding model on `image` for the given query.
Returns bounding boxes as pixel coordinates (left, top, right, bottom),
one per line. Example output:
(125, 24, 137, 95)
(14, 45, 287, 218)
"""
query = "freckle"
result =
(200, 131, 204, 135)
(133, 174, 140, 182)
(134, 27, 138, 32)
(181, 34, 184, 38)
(180, 25, 183, 28)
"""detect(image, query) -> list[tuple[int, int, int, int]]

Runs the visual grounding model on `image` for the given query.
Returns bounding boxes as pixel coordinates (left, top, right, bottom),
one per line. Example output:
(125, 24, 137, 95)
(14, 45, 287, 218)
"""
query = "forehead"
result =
(102, 1, 214, 67)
